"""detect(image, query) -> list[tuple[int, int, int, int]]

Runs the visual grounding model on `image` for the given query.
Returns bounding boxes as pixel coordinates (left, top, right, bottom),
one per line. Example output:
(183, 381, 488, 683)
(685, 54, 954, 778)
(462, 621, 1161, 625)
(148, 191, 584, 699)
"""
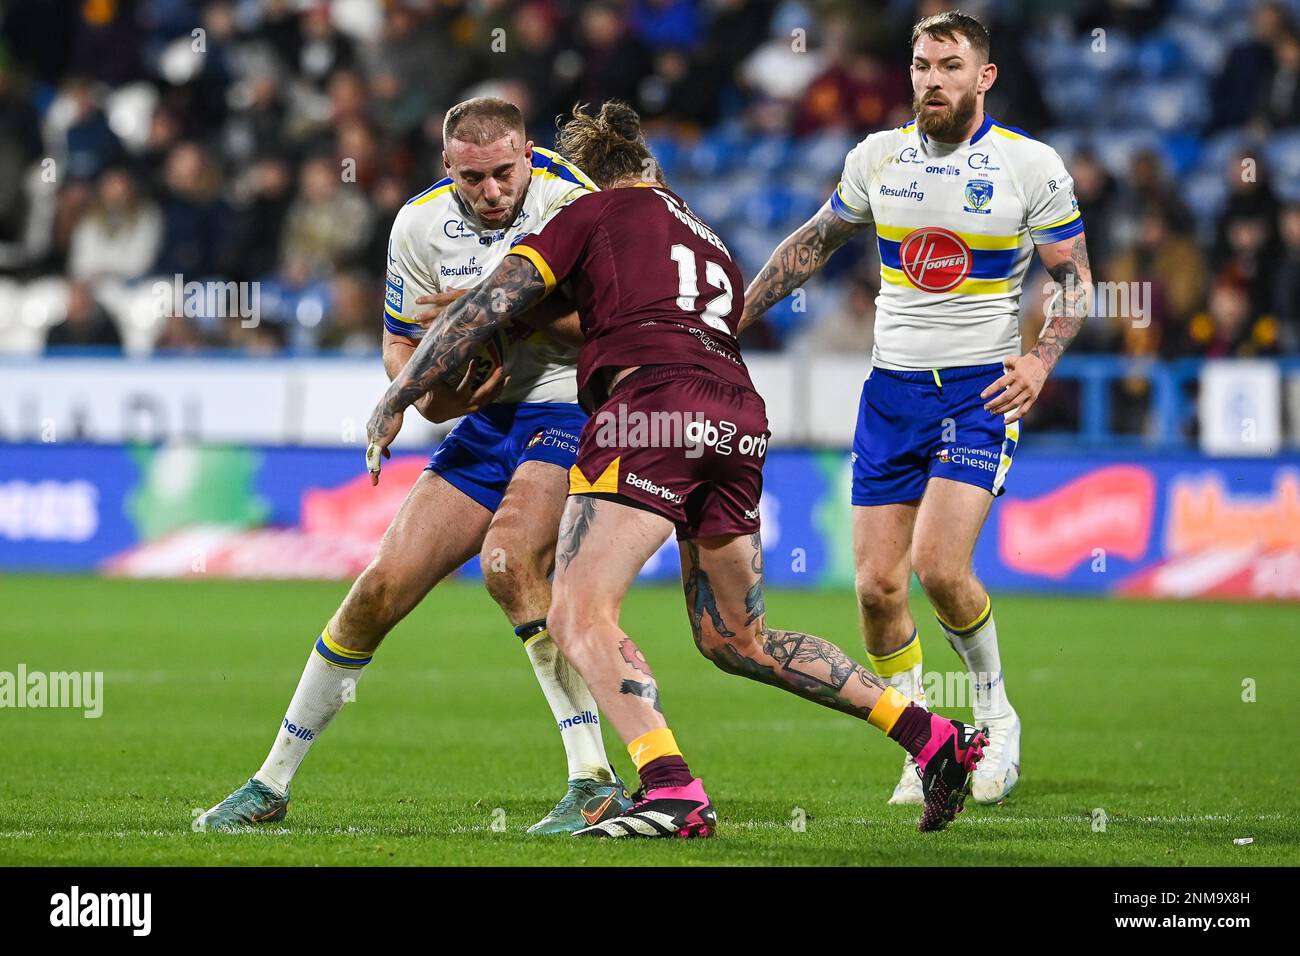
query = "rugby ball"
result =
(463, 327, 510, 391)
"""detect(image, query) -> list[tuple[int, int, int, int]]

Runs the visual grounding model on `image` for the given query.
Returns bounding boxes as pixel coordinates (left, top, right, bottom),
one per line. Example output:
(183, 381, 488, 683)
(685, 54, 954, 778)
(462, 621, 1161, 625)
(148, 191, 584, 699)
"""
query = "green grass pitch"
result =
(2, 575, 1297, 866)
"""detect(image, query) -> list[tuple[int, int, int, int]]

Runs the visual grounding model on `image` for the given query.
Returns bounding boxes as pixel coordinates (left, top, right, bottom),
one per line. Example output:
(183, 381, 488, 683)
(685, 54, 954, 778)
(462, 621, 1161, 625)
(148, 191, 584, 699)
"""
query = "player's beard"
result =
(914, 85, 979, 141)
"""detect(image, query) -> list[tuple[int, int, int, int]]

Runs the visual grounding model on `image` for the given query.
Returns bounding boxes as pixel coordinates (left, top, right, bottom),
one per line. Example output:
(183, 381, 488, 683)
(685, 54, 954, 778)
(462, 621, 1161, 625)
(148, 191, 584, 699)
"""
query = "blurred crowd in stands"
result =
(0, 0, 1297, 380)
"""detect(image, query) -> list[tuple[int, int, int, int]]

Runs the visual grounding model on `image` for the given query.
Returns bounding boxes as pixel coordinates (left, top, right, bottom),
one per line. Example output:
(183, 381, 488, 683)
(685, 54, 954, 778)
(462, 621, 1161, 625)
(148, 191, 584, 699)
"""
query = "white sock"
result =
(254, 629, 369, 795)
(939, 601, 1012, 723)
(886, 661, 927, 707)
(867, 630, 926, 755)
(519, 623, 612, 782)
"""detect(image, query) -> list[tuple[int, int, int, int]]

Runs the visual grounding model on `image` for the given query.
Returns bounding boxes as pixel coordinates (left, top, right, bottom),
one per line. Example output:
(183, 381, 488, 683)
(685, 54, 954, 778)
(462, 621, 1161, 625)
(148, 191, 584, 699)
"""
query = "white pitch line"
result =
(0, 813, 1286, 841)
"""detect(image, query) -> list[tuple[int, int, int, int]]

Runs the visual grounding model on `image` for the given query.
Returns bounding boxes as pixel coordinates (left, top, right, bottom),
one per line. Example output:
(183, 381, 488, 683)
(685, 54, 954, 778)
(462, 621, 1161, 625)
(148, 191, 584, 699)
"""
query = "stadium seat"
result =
(684, 131, 745, 178)
(0, 280, 35, 356)
(1041, 76, 1106, 126)
(744, 136, 795, 177)
(1181, 168, 1229, 232)
(1276, 178, 1300, 203)
(97, 280, 168, 357)
(1264, 128, 1300, 185)
(736, 182, 823, 232)
(736, 187, 793, 232)
(21, 277, 70, 329)
(1180, 0, 1268, 27)
(785, 168, 836, 203)
(1075, 31, 1136, 78)
(3, 279, 68, 356)
(1197, 128, 1254, 175)
(1117, 78, 1209, 132)
(682, 186, 738, 226)
(728, 230, 782, 280)
(1163, 19, 1228, 75)
(797, 130, 859, 181)
(1173, 0, 1245, 28)
(1022, 31, 1070, 76)
(1134, 35, 1185, 79)
(1093, 129, 1165, 178)
(1161, 133, 1204, 177)
(645, 135, 682, 179)
(104, 82, 160, 153)
(1041, 128, 1083, 163)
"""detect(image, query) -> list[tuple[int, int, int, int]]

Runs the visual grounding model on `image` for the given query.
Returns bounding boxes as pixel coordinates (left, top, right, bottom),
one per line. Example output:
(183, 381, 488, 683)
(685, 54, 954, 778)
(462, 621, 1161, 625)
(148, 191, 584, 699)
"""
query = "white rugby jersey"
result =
(383, 146, 596, 404)
(831, 113, 1084, 370)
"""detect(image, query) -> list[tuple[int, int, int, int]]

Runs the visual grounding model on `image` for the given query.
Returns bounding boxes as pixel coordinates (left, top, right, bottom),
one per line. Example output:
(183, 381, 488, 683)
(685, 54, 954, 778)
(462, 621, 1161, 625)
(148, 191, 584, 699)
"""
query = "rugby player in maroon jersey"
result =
(364, 102, 987, 836)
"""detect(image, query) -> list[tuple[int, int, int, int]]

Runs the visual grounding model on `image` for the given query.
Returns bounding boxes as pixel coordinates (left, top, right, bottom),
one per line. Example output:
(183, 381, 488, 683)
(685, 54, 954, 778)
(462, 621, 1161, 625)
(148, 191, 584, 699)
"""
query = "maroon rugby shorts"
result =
(568, 364, 769, 540)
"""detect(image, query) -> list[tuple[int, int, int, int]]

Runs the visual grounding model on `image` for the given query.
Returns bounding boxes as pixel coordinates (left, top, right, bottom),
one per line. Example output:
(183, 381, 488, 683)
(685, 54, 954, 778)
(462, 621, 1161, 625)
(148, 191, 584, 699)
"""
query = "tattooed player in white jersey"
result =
(199, 98, 632, 834)
(742, 11, 1093, 805)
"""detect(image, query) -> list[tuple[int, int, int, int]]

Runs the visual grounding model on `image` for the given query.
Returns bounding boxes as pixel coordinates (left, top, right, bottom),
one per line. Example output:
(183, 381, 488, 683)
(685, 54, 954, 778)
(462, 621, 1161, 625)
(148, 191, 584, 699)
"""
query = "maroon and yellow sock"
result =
(868, 686, 933, 758)
(628, 728, 694, 790)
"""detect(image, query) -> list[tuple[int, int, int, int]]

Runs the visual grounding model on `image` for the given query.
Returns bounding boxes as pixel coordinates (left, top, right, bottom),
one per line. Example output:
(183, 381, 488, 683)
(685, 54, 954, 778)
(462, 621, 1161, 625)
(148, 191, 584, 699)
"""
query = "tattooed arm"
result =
(739, 200, 870, 333)
(1030, 231, 1093, 369)
(364, 255, 549, 482)
(980, 231, 1093, 424)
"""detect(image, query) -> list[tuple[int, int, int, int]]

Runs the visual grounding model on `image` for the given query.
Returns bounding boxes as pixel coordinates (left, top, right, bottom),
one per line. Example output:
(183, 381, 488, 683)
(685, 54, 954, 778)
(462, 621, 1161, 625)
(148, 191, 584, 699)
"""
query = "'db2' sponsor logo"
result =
(684, 418, 768, 459)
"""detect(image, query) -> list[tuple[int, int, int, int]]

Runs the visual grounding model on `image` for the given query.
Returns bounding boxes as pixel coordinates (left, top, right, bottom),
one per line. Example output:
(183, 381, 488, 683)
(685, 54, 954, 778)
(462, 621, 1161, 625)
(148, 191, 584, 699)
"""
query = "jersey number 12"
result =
(670, 243, 733, 334)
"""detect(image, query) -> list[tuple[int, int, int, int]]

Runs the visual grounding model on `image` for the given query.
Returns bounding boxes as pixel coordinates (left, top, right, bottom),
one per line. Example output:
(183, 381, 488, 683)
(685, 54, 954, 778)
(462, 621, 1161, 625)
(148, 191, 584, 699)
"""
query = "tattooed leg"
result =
(679, 533, 887, 721)
(555, 495, 597, 571)
(547, 495, 676, 743)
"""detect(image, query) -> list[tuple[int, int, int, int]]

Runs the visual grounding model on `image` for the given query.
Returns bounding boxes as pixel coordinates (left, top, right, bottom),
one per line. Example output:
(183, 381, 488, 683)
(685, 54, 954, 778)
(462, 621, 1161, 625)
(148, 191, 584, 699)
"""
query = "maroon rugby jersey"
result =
(509, 184, 754, 410)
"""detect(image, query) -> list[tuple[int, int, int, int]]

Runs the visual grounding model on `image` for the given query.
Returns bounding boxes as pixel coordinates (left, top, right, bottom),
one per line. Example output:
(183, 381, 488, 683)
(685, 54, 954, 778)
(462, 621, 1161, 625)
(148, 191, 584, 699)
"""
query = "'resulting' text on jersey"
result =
(382, 146, 596, 404)
(830, 113, 1085, 371)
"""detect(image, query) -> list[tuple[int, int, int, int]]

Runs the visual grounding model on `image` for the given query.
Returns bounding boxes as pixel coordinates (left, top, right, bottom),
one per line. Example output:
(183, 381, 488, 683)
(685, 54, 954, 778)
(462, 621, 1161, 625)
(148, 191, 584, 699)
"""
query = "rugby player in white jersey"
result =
(741, 11, 1093, 805)
(199, 98, 633, 834)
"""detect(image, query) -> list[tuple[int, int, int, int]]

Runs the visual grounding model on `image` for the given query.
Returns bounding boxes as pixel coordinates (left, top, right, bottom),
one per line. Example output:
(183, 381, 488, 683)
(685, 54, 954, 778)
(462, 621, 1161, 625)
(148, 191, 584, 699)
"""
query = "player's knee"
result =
(693, 622, 756, 676)
(546, 584, 612, 652)
(692, 626, 726, 666)
(480, 554, 523, 610)
(480, 539, 549, 612)
(855, 567, 908, 613)
(912, 552, 968, 603)
(345, 564, 405, 630)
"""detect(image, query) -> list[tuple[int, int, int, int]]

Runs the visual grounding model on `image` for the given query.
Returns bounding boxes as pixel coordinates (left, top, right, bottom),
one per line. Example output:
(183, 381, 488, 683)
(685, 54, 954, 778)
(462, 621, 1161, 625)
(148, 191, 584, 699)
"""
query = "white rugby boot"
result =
(971, 709, 1020, 804)
(888, 754, 925, 805)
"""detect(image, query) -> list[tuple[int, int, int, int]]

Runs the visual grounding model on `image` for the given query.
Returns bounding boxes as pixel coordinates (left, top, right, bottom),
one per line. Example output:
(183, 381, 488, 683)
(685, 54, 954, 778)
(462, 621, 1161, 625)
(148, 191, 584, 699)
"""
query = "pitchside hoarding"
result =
(1, 443, 1296, 600)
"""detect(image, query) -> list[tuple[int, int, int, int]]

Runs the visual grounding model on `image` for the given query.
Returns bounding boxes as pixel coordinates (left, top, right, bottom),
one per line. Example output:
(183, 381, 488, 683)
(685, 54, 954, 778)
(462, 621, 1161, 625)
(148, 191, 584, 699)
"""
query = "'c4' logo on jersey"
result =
(899, 227, 972, 293)
(443, 219, 475, 240)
